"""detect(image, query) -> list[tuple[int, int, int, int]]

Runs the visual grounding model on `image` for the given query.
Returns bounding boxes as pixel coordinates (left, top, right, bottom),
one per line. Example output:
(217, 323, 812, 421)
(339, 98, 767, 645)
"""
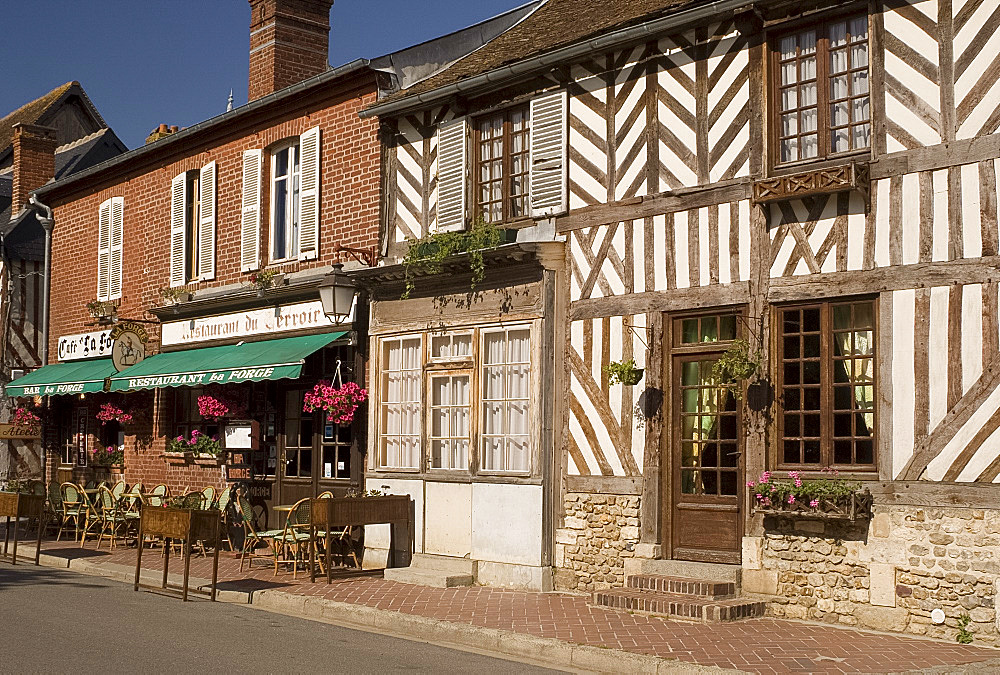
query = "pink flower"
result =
(746, 480, 756, 488)
(755, 493, 762, 500)
(810, 499, 819, 507)
(787, 495, 795, 504)
(759, 471, 771, 484)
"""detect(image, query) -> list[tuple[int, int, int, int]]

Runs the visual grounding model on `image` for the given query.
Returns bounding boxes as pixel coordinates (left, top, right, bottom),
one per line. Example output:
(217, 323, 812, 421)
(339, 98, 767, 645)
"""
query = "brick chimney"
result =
(11, 123, 57, 219)
(145, 124, 182, 144)
(248, 0, 334, 102)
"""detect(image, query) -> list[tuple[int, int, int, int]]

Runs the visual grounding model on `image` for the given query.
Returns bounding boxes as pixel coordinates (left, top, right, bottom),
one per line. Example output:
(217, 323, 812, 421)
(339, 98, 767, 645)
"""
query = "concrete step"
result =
(626, 574, 736, 599)
(383, 567, 474, 588)
(408, 553, 477, 575)
(594, 588, 766, 623)
(625, 558, 742, 584)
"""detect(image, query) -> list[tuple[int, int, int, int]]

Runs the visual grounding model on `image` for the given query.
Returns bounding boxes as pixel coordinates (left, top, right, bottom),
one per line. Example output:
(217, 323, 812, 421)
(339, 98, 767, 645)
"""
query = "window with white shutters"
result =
(169, 161, 216, 286)
(96, 199, 111, 301)
(436, 117, 468, 232)
(108, 197, 123, 301)
(297, 127, 320, 261)
(241, 149, 262, 272)
(529, 90, 568, 217)
(269, 127, 320, 263)
(198, 161, 217, 279)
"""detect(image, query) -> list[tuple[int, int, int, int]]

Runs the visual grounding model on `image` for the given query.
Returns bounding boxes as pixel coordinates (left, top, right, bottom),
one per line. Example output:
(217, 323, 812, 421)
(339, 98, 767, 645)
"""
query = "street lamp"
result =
(318, 263, 356, 324)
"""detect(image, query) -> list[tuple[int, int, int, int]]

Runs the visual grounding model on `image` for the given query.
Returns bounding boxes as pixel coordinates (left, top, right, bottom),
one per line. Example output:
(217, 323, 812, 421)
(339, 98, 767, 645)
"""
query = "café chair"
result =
(56, 483, 83, 542)
(235, 495, 282, 573)
(78, 486, 103, 548)
(273, 498, 312, 578)
(97, 486, 131, 550)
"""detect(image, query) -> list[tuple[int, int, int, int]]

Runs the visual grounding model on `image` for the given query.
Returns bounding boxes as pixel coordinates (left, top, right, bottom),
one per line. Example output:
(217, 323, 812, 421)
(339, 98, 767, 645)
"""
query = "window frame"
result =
(268, 139, 301, 263)
(770, 12, 872, 169)
(774, 297, 878, 473)
(372, 323, 534, 477)
(478, 325, 532, 476)
(184, 170, 202, 283)
(376, 334, 424, 471)
(471, 104, 530, 225)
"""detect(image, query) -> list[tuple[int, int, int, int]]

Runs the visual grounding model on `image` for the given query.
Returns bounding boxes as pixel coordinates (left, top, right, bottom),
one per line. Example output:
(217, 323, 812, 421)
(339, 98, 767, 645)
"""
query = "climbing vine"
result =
(401, 218, 507, 299)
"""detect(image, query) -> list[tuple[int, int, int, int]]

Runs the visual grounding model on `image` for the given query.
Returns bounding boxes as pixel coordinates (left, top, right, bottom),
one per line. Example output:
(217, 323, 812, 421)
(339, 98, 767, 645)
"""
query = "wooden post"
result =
(162, 538, 170, 589)
(134, 522, 144, 592)
(211, 519, 221, 602)
(182, 540, 192, 602)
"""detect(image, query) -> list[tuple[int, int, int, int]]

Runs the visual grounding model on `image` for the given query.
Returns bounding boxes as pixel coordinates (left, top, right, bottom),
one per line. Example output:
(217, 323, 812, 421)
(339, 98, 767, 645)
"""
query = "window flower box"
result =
(750, 470, 873, 522)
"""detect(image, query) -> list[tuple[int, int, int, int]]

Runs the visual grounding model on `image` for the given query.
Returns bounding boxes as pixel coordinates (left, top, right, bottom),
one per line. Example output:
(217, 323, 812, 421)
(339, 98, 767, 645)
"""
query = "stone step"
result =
(626, 574, 736, 599)
(408, 553, 477, 575)
(624, 558, 742, 584)
(382, 567, 474, 589)
(594, 588, 766, 623)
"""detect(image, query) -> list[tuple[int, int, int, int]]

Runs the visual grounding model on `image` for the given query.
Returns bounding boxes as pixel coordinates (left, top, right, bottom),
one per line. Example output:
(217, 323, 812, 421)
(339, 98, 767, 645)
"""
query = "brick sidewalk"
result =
(16, 536, 999, 674)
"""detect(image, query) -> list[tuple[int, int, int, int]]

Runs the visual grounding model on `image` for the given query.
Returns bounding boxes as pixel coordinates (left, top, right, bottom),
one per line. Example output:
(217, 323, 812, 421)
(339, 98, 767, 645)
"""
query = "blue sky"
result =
(0, 0, 526, 149)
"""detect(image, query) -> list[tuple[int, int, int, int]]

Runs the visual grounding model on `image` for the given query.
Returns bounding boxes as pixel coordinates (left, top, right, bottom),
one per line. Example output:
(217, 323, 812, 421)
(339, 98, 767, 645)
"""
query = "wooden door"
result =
(275, 389, 315, 514)
(670, 353, 743, 563)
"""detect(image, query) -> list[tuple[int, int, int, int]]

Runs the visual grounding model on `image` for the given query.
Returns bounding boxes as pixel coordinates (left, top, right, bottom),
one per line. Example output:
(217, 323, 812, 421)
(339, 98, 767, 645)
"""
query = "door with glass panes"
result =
(274, 386, 354, 515)
(669, 312, 743, 564)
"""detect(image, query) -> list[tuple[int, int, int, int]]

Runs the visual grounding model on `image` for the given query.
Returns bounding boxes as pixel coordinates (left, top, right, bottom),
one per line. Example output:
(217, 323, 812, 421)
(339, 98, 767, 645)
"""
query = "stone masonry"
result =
(742, 505, 1000, 647)
(554, 492, 641, 592)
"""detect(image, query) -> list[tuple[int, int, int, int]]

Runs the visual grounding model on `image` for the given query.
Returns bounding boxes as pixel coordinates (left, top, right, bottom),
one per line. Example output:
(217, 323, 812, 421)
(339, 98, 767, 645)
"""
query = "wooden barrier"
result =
(134, 507, 221, 601)
(0, 492, 45, 566)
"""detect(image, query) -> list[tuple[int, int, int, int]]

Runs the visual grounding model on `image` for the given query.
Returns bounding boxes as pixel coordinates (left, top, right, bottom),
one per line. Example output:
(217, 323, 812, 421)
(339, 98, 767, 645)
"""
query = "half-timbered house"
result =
(362, 0, 1000, 641)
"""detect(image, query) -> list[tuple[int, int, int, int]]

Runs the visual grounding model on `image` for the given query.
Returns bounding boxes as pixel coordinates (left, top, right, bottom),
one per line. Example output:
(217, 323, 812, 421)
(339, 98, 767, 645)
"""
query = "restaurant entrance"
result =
(271, 386, 356, 518)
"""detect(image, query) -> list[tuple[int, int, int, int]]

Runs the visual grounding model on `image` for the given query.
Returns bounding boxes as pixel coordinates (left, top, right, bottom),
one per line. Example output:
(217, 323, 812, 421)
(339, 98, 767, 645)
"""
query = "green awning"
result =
(5, 359, 116, 397)
(108, 331, 348, 392)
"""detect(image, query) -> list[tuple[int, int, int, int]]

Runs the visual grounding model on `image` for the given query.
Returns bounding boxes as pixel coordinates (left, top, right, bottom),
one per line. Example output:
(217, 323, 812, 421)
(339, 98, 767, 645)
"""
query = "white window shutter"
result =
(97, 199, 111, 302)
(241, 149, 262, 272)
(298, 126, 320, 261)
(109, 196, 124, 300)
(529, 89, 568, 217)
(169, 173, 187, 288)
(198, 161, 217, 280)
(436, 117, 467, 232)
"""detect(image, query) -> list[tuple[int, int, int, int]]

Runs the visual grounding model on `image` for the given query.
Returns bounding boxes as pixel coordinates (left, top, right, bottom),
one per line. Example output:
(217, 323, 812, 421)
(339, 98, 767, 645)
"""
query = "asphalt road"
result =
(0, 564, 563, 674)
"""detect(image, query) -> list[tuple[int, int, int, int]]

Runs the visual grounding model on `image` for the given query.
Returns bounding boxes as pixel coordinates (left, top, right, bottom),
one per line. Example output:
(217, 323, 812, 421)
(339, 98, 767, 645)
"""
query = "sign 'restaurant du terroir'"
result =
(160, 300, 345, 347)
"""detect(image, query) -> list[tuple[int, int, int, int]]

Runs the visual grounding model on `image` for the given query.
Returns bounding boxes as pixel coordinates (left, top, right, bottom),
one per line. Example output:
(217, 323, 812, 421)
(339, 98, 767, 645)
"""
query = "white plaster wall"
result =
(423, 481, 472, 557)
(471, 483, 543, 566)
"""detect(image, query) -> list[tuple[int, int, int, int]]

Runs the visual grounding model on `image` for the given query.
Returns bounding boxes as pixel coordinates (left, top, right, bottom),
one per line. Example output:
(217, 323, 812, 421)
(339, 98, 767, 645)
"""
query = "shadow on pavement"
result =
(0, 563, 108, 591)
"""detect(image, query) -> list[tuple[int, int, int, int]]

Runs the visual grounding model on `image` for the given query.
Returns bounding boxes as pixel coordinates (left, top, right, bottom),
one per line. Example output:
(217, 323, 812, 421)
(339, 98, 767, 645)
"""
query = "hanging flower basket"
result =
(303, 380, 368, 425)
(604, 359, 644, 386)
(11, 406, 41, 436)
(96, 403, 134, 426)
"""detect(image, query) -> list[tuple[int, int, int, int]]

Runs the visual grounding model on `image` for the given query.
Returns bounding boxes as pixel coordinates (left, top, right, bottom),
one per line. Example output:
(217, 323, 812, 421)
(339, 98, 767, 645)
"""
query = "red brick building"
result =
(12, 0, 384, 519)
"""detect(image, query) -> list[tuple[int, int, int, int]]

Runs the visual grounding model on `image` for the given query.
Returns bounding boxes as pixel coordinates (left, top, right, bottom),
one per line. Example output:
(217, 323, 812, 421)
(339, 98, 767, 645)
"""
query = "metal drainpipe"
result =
(28, 194, 54, 367)
(28, 194, 53, 482)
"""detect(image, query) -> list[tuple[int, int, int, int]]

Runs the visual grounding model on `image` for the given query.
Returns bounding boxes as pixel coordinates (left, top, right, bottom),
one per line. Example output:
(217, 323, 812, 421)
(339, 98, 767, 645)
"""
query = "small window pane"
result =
(719, 315, 737, 341)
(701, 317, 718, 342)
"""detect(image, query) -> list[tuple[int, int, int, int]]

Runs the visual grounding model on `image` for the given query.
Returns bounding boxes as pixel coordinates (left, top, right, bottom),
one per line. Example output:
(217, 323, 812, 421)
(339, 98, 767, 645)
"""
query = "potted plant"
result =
(159, 286, 190, 306)
(92, 445, 125, 467)
(95, 402, 134, 426)
(86, 299, 117, 323)
(303, 380, 368, 425)
(711, 338, 761, 399)
(604, 359, 644, 386)
(166, 430, 222, 459)
(246, 269, 280, 296)
(750, 469, 873, 522)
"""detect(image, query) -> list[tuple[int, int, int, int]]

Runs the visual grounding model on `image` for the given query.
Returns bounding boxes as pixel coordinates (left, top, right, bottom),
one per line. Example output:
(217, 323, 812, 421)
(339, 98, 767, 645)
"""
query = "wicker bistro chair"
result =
(96, 486, 133, 550)
(235, 495, 282, 573)
(45, 482, 63, 533)
(273, 498, 313, 578)
(57, 483, 83, 542)
(201, 486, 216, 509)
(111, 481, 127, 501)
(78, 486, 103, 548)
(215, 486, 234, 551)
(146, 484, 169, 508)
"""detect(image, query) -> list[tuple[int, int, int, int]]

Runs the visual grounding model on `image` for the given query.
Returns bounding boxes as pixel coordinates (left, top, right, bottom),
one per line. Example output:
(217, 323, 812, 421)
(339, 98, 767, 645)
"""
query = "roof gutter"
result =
(361, 0, 752, 119)
(35, 59, 371, 199)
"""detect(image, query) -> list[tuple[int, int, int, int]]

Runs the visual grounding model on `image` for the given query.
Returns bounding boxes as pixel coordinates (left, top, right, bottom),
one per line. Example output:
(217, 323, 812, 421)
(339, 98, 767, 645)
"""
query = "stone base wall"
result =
(743, 505, 1000, 647)
(553, 492, 640, 592)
